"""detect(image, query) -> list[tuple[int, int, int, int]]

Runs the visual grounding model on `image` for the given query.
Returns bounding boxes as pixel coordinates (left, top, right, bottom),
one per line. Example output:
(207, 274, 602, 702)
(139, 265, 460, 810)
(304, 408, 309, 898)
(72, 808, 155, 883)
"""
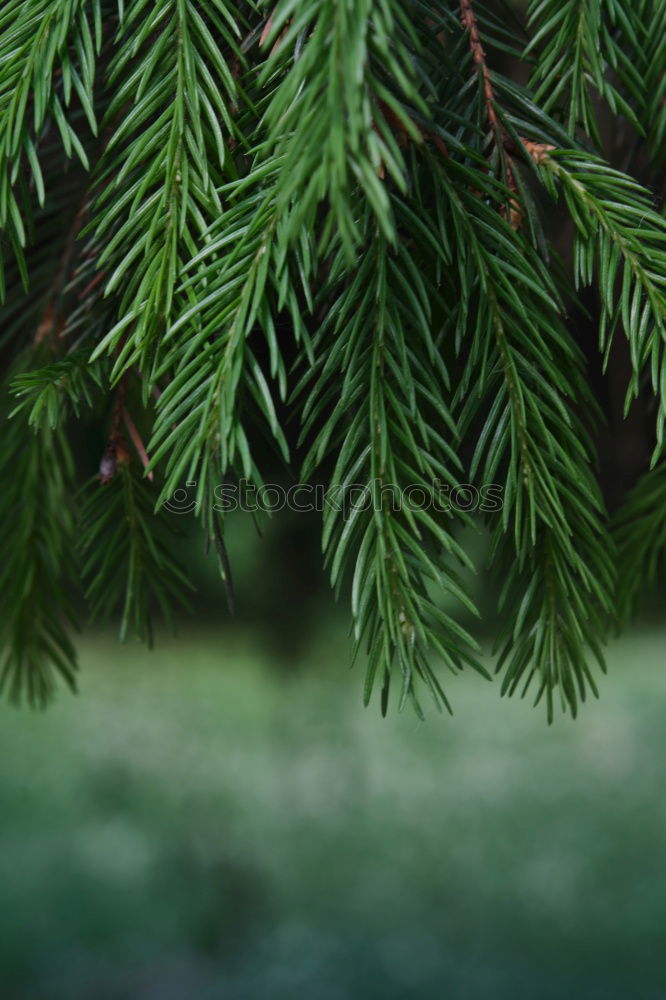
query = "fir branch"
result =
(299, 201, 486, 715)
(535, 149, 666, 461)
(80, 461, 193, 644)
(0, 0, 664, 719)
(261, 0, 429, 253)
(10, 350, 107, 429)
(88, 0, 246, 379)
(0, 387, 78, 706)
(433, 156, 615, 719)
(525, 0, 645, 147)
(631, 0, 666, 164)
(148, 167, 290, 509)
(0, 0, 101, 289)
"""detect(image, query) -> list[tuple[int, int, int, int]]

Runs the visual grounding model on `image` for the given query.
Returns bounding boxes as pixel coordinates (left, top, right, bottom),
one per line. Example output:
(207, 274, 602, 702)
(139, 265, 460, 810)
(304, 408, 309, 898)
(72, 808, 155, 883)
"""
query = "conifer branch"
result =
(0, 0, 101, 291)
(525, 0, 645, 147)
(299, 203, 485, 714)
(0, 386, 78, 706)
(1, 0, 664, 718)
(88, 0, 245, 378)
(534, 150, 666, 462)
(430, 156, 615, 718)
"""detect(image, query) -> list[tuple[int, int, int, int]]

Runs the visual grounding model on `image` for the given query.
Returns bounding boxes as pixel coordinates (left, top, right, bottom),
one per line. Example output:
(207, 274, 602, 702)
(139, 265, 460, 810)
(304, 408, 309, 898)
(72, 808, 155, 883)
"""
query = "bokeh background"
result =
(1, 509, 665, 1000)
(2, 0, 665, 993)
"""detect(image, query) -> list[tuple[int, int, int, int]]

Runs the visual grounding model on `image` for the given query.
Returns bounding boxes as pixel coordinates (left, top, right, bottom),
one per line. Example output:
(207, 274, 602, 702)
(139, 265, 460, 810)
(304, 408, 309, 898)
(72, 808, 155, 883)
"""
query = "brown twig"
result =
(98, 375, 130, 484)
(122, 405, 154, 481)
(520, 138, 556, 165)
(459, 0, 521, 228)
(34, 200, 89, 346)
(77, 268, 106, 301)
(260, 8, 289, 56)
(459, 0, 498, 132)
(33, 115, 121, 348)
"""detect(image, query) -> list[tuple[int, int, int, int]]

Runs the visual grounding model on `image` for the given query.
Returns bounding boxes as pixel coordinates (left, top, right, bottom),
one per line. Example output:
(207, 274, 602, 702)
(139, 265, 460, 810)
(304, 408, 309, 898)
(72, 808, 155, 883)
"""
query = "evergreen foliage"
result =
(1, 0, 665, 719)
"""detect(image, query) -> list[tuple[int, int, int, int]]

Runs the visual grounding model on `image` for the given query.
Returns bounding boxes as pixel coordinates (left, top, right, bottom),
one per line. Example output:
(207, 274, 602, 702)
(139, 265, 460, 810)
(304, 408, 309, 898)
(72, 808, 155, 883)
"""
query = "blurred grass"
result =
(1, 625, 665, 999)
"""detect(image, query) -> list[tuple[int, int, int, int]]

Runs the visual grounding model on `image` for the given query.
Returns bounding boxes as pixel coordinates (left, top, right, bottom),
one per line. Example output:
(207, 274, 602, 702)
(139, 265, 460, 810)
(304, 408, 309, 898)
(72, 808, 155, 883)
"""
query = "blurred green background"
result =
(1, 511, 665, 999)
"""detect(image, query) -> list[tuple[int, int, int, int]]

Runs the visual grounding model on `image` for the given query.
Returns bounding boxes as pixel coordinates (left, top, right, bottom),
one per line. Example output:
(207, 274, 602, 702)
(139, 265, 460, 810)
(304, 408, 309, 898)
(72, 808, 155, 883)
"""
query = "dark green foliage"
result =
(537, 152, 666, 459)
(79, 464, 193, 643)
(87, 0, 243, 378)
(11, 351, 108, 428)
(1, 0, 665, 717)
(0, 0, 100, 294)
(299, 207, 487, 716)
(447, 169, 615, 718)
(526, 0, 644, 144)
(614, 461, 666, 624)
(0, 394, 78, 705)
